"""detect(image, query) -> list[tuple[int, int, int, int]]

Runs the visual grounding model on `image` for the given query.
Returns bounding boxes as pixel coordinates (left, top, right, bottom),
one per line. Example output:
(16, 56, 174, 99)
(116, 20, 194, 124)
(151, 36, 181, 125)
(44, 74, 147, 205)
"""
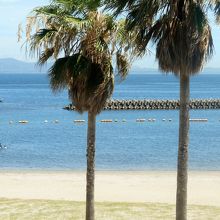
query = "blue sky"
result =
(0, 0, 220, 69)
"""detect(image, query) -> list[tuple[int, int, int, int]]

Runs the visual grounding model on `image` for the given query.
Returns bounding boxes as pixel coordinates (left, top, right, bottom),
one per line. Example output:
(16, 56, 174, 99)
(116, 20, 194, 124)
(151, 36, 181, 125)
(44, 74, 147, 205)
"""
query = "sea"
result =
(0, 73, 220, 171)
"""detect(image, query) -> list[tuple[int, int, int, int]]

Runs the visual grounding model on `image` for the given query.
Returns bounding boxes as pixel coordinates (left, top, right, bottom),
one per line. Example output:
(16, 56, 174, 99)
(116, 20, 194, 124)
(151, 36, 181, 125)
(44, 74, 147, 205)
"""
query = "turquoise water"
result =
(0, 73, 220, 170)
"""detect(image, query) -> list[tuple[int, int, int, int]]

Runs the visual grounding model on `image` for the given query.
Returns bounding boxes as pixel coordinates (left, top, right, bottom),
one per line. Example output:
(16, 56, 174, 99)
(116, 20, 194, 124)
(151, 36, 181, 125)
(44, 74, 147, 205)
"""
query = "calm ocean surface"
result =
(0, 73, 220, 171)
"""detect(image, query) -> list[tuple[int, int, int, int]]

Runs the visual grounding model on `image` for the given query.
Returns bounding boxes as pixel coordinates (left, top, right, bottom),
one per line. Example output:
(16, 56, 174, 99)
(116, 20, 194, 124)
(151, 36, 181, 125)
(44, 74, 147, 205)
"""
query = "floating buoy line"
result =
(5, 118, 212, 124)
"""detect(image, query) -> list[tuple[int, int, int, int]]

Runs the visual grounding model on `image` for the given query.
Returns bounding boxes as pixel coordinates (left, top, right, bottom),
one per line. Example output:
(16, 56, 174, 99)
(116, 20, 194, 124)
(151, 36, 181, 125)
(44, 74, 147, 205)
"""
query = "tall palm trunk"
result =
(176, 73, 190, 220)
(86, 111, 96, 220)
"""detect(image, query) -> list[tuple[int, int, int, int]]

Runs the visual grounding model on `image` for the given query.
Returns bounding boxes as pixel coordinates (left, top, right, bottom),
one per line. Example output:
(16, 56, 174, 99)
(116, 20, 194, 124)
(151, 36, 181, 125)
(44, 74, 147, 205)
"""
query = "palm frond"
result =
(67, 55, 114, 114)
(38, 48, 54, 66)
(190, 2, 208, 34)
(48, 57, 70, 92)
(105, 0, 135, 16)
(27, 28, 57, 58)
(116, 52, 130, 80)
(213, 0, 220, 23)
(17, 23, 23, 42)
(156, 18, 214, 76)
(108, 0, 214, 76)
(22, 1, 135, 114)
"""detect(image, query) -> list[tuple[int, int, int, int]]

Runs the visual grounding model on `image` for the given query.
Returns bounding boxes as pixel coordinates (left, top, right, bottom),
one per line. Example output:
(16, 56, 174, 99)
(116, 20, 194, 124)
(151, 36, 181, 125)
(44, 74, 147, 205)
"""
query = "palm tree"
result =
(106, 1, 216, 219)
(20, 1, 131, 219)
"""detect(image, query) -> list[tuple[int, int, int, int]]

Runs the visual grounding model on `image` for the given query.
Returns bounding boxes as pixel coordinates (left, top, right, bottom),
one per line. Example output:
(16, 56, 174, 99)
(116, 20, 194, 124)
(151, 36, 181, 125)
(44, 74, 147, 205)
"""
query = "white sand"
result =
(0, 171, 219, 206)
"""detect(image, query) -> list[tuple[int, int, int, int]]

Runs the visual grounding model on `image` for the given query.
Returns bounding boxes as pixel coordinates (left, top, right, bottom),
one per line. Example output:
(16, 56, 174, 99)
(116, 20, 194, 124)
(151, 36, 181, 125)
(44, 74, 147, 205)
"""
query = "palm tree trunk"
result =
(86, 111, 96, 220)
(176, 73, 190, 220)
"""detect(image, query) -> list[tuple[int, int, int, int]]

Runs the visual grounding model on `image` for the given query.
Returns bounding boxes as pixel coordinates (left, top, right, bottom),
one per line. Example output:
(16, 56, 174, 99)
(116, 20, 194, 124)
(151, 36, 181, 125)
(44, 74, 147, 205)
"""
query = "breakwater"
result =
(64, 99, 220, 111)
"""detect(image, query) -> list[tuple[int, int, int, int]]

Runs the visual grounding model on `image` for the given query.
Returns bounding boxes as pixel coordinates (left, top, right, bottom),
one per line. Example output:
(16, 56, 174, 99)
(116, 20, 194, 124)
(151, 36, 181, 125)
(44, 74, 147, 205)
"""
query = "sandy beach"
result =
(0, 170, 219, 206)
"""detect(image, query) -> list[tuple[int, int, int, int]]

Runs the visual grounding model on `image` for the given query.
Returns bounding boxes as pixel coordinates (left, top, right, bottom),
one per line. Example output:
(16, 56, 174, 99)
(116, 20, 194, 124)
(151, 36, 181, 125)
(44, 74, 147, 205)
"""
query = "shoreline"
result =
(0, 168, 220, 172)
(0, 167, 220, 172)
(0, 170, 219, 206)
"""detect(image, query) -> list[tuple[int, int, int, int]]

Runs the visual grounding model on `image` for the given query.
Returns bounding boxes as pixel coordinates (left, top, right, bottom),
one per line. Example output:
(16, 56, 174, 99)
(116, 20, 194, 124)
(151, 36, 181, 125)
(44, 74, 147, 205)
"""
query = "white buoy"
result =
(100, 119, 113, 123)
(162, 119, 166, 121)
(9, 121, 13, 124)
(168, 119, 172, 122)
(54, 120, 59, 123)
(122, 119, 126, 122)
(74, 120, 85, 123)
(19, 120, 28, 124)
(136, 119, 146, 122)
(189, 118, 208, 122)
(44, 120, 48, 123)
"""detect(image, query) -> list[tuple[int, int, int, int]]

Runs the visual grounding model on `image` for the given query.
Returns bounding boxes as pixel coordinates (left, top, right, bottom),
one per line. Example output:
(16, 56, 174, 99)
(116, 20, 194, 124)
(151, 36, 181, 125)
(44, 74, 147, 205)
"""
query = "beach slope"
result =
(0, 171, 219, 206)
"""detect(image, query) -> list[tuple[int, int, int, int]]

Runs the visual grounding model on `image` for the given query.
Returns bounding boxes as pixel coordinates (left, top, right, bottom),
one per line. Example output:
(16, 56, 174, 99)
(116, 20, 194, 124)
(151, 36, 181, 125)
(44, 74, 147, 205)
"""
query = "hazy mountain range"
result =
(0, 58, 219, 74)
(0, 58, 157, 74)
(0, 58, 51, 74)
